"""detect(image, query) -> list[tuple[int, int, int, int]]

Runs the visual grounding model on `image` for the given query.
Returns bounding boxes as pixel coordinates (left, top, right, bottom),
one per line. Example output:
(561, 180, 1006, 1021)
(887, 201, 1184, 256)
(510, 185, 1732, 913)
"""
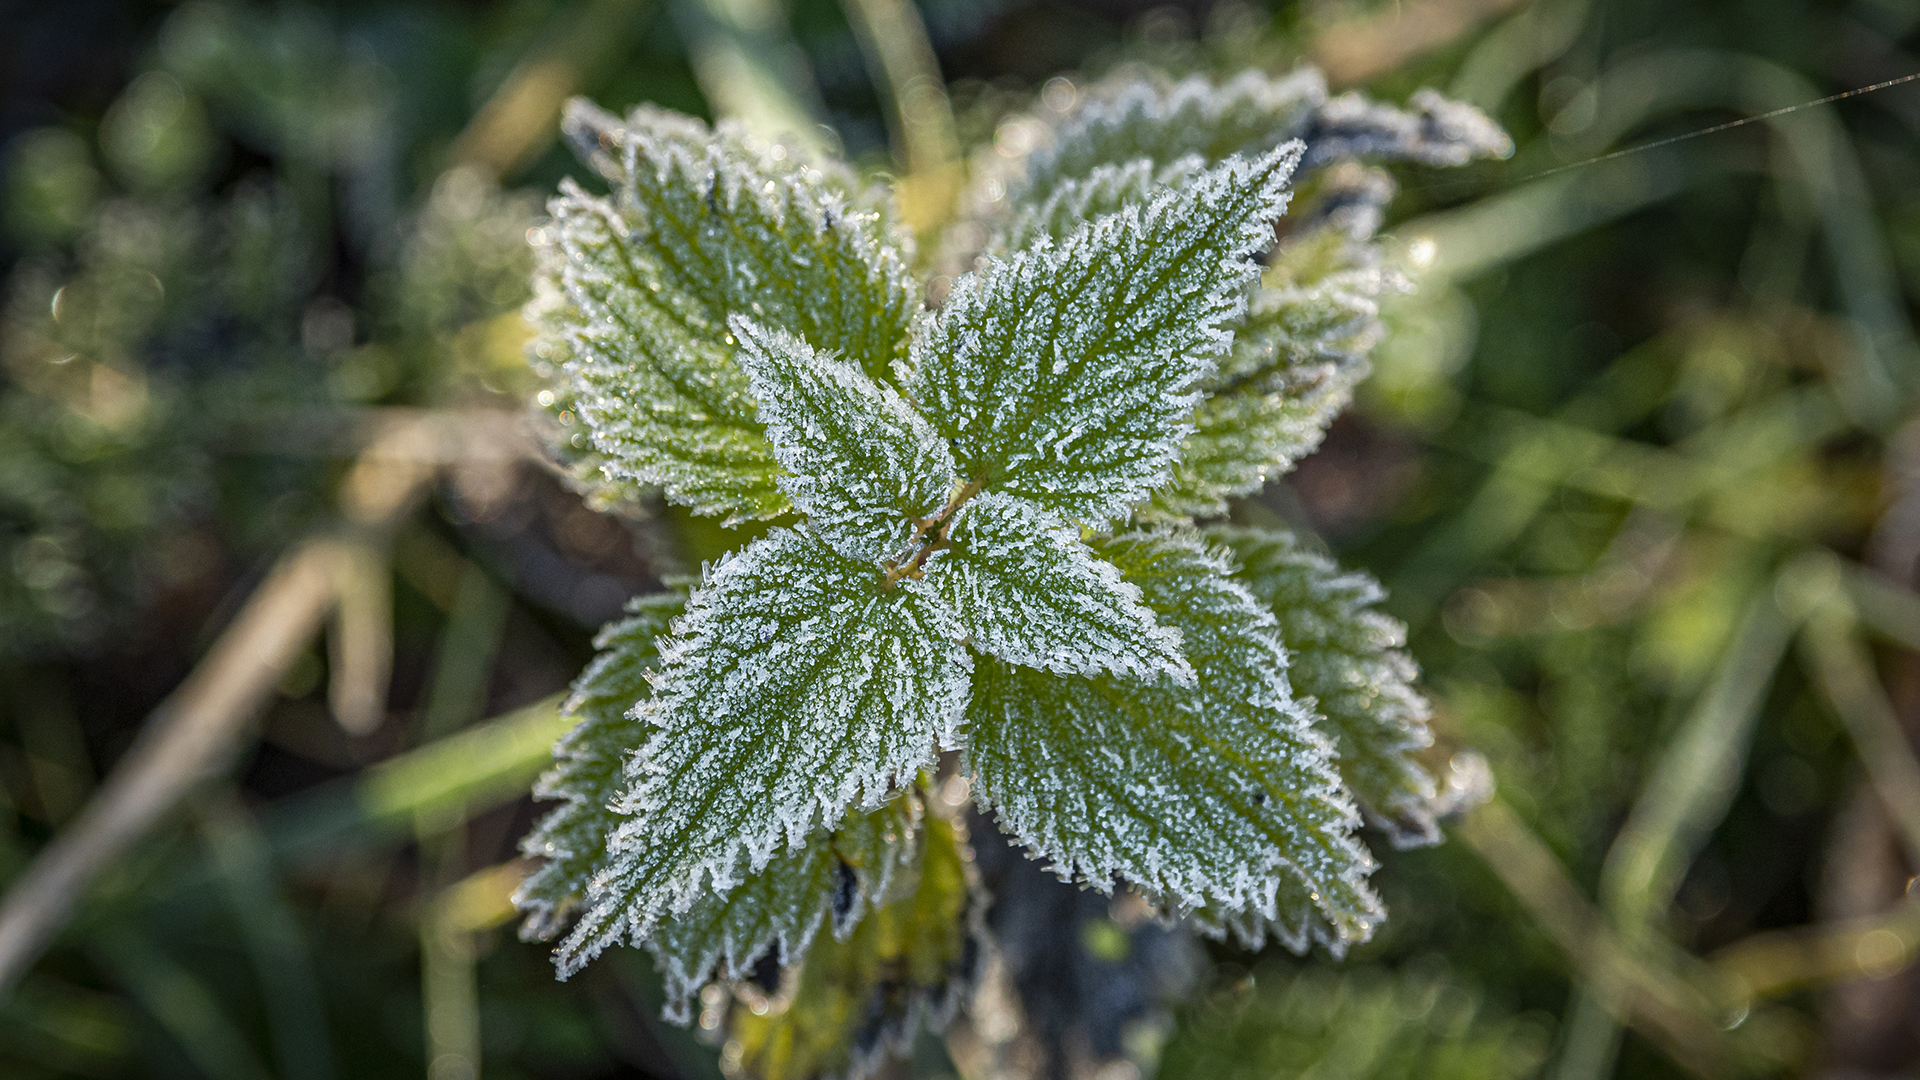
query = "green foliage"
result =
(1211, 527, 1439, 846)
(910, 146, 1299, 524)
(726, 813, 977, 1080)
(966, 69, 1504, 522)
(730, 316, 955, 563)
(557, 525, 971, 974)
(926, 492, 1189, 681)
(530, 101, 918, 523)
(515, 592, 684, 941)
(1159, 965, 1549, 1080)
(648, 795, 924, 1023)
(6, 2, 1910, 1077)
(516, 68, 1502, 1074)
(964, 532, 1381, 951)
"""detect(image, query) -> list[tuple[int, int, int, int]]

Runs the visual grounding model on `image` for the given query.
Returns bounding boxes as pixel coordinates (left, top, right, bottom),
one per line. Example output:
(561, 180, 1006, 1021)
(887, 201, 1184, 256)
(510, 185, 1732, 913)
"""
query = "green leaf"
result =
(647, 793, 923, 1022)
(964, 532, 1381, 950)
(515, 592, 684, 941)
(919, 491, 1189, 681)
(564, 99, 917, 383)
(909, 147, 1301, 524)
(1149, 254, 1400, 518)
(995, 154, 1206, 254)
(535, 100, 918, 522)
(1210, 527, 1439, 846)
(1012, 70, 1509, 210)
(557, 527, 972, 974)
(726, 812, 978, 1080)
(730, 315, 957, 564)
(1017, 70, 1327, 208)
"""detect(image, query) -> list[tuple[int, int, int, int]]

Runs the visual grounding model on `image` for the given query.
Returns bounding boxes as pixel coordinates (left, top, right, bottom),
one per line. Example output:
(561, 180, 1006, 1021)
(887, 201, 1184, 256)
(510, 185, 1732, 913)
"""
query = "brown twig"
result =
(881, 479, 982, 589)
(0, 414, 529, 996)
(0, 537, 346, 994)
(1714, 891, 1920, 999)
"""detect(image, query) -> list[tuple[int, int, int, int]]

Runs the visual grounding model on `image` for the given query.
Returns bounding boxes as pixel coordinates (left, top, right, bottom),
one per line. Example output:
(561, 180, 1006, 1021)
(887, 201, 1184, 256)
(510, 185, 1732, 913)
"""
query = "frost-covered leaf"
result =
(557, 526, 971, 973)
(1016, 70, 1327, 208)
(515, 592, 683, 941)
(964, 532, 1381, 950)
(919, 491, 1188, 681)
(727, 813, 978, 1080)
(1150, 247, 1404, 519)
(534, 100, 917, 522)
(910, 148, 1300, 524)
(648, 793, 923, 1022)
(1210, 527, 1438, 846)
(995, 154, 1207, 254)
(1011, 70, 1508, 211)
(731, 316, 957, 563)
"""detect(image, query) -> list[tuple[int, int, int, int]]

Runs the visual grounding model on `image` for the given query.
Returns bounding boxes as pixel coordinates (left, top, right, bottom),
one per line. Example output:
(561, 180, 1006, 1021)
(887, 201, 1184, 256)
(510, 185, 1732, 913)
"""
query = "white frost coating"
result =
(730, 315, 958, 564)
(910, 146, 1302, 525)
(646, 795, 921, 1022)
(1008, 69, 1326, 209)
(1151, 261, 1405, 519)
(533, 102, 918, 523)
(918, 491, 1191, 683)
(995, 154, 1207, 253)
(555, 526, 971, 975)
(1210, 526, 1439, 848)
(515, 594, 681, 943)
(963, 532, 1383, 951)
(1009, 68, 1507, 210)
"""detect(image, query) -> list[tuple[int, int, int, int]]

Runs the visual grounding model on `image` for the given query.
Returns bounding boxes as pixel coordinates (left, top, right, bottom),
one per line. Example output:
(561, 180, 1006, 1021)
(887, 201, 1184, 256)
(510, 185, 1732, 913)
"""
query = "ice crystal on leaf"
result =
(730, 315, 956, 563)
(517, 64, 1502, 1075)
(531, 100, 917, 523)
(556, 526, 971, 974)
(1212, 526, 1439, 847)
(922, 491, 1189, 682)
(1010, 68, 1510, 213)
(727, 813, 979, 1080)
(910, 146, 1300, 524)
(647, 793, 923, 1021)
(515, 592, 683, 941)
(964, 533, 1382, 948)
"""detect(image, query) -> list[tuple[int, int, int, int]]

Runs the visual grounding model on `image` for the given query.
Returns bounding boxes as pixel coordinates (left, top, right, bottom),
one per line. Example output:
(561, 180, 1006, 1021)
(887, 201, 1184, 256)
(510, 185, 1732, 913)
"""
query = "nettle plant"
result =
(514, 68, 1508, 1076)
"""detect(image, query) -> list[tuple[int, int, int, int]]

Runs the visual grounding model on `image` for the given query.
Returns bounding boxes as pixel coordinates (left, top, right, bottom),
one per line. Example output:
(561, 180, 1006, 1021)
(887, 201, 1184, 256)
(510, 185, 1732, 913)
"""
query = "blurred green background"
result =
(2, 0, 1919, 1077)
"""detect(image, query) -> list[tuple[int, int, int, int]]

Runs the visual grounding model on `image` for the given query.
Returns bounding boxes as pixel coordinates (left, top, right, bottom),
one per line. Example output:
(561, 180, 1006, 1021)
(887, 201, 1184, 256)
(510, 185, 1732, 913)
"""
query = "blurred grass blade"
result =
(1599, 586, 1792, 932)
(1840, 563, 1920, 655)
(417, 562, 511, 745)
(448, 0, 656, 177)
(672, 0, 828, 151)
(327, 538, 393, 737)
(1454, 801, 1733, 1077)
(841, 0, 961, 231)
(268, 695, 570, 858)
(1568, 50, 1919, 428)
(199, 792, 334, 1080)
(0, 537, 345, 995)
(1557, 585, 1789, 1080)
(1713, 892, 1920, 999)
(1403, 147, 1697, 286)
(414, 558, 512, 1080)
(0, 973, 129, 1075)
(89, 923, 273, 1080)
(1802, 611, 1920, 862)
